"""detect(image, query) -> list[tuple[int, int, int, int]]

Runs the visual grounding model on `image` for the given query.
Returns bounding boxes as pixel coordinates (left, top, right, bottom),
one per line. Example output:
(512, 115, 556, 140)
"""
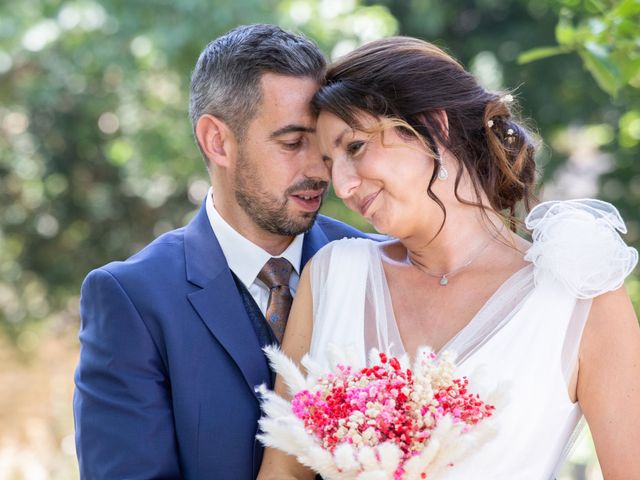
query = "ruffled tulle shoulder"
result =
(523, 199, 638, 299)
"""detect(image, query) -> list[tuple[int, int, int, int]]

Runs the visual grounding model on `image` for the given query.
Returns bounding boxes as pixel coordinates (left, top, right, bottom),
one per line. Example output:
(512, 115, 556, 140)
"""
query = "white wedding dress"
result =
(308, 199, 638, 480)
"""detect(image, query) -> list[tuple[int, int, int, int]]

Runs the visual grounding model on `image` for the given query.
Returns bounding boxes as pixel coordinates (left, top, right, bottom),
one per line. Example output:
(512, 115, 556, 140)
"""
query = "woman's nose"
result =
(331, 158, 360, 199)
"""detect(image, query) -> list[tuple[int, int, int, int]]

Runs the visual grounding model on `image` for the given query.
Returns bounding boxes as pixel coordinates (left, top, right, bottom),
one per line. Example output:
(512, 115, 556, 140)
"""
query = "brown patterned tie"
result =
(258, 257, 294, 343)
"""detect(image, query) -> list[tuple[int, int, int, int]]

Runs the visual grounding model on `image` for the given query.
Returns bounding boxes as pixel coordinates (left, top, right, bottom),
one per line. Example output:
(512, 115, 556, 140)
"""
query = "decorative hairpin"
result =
(501, 94, 514, 103)
(487, 119, 494, 128)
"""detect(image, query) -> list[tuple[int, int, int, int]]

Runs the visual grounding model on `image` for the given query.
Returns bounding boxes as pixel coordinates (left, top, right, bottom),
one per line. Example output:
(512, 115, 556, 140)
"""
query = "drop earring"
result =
(438, 162, 448, 180)
(436, 150, 449, 181)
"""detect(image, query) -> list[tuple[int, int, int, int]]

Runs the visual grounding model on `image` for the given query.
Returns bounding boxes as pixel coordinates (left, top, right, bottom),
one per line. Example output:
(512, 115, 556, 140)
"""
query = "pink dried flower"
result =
(290, 352, 494, 478)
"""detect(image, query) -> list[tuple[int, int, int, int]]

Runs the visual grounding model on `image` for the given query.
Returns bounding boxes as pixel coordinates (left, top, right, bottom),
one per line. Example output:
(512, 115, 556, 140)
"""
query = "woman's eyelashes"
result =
(346, 140, 366, 158)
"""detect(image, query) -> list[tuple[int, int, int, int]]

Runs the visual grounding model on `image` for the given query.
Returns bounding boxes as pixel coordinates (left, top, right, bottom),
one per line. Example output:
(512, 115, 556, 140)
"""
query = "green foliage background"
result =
(1, 0, 638, 346)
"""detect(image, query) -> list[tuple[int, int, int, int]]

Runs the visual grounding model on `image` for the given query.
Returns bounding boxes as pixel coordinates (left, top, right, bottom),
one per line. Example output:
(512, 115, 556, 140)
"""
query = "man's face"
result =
(232, 73, 329, 236)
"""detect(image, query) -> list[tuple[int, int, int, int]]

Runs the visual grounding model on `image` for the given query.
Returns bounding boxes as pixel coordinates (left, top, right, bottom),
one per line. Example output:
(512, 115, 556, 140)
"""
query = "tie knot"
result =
(258, 257, 293, 289)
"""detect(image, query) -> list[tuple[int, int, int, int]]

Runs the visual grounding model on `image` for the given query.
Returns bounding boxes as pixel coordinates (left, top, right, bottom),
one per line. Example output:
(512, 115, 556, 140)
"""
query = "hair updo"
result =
(312, 36, 537, 231)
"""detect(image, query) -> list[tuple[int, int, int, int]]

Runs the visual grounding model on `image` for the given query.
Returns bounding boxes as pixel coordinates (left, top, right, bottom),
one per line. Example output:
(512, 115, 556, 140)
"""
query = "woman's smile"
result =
(358, 190, 381, 217)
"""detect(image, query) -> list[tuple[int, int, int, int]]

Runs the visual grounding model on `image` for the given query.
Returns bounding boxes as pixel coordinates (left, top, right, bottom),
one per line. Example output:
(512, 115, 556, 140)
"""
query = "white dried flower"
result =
(487, 119, 494, 128)
(502, 94, 514, 103)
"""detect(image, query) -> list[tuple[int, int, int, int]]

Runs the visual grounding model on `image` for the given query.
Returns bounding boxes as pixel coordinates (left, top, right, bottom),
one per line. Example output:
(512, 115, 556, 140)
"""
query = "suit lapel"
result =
(184, 201, 331, 395)
(187, 274, 271, 394)
(184, 202, 270, 396)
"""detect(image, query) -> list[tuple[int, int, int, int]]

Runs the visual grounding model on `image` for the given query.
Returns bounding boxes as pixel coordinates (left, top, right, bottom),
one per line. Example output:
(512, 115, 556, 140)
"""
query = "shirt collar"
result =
(205, 188, 303, 288)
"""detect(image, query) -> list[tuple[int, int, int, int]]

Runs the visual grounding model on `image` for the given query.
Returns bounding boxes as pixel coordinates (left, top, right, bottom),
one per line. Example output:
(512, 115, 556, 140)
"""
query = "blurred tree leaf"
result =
(555, 12, 577, 44)
(521, 1, 640, 97)
(580, 41, 622, 95)
(517, 45, 570, 63)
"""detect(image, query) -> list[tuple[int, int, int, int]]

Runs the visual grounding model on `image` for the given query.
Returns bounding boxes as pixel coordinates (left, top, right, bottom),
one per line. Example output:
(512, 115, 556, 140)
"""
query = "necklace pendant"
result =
(439, 275, 449, 286)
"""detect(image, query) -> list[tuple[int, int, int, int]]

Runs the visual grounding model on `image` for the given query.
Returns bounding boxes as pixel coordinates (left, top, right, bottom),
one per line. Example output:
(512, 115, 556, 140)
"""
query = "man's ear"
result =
(195, 114, 236, 168)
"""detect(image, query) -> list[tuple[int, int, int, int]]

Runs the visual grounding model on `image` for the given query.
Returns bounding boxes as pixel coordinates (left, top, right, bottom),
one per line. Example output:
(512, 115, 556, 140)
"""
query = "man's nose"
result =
(303, 140, 331, 182)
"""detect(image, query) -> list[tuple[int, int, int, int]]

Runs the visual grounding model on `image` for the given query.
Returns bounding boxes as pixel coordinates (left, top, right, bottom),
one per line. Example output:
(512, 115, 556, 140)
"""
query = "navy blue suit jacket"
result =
(73, 200, 366, 479)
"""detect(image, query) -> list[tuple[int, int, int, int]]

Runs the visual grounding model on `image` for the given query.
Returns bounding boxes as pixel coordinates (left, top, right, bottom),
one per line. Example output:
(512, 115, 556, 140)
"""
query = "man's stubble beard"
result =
(234, 148, 327, 236)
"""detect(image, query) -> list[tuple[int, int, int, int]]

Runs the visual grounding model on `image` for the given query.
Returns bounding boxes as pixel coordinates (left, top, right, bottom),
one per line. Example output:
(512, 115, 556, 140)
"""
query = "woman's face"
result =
(317, 110, 441, 238)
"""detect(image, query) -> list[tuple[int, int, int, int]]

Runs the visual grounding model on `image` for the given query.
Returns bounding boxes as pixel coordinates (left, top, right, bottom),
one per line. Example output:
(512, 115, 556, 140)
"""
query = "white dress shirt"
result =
(205, 189, 303, 316)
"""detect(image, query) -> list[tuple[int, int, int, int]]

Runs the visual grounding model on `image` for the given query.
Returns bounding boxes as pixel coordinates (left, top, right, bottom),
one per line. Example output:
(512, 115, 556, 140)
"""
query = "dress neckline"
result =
(372, 241, 535, 364)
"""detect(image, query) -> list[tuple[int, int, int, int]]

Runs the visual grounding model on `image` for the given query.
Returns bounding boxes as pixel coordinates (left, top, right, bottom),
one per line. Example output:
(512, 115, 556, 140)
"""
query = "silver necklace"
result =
(408, 236, 495, 286)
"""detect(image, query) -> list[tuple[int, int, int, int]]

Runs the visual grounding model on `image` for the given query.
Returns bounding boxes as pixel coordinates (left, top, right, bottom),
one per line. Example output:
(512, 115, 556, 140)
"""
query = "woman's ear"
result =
(416, 111, 450, 165)
(195, 114, 236, 168)
(432, 110, 449, 141)
(418, 110, 449, 141)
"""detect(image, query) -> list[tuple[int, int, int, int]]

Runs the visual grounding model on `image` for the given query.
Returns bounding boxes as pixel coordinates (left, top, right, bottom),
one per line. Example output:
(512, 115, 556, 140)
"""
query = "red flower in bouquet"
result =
(258, 345, 500, 480)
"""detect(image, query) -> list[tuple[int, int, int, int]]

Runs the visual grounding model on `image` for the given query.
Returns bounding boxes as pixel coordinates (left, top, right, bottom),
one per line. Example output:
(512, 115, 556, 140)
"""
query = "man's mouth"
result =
(290, 190, 325, 212)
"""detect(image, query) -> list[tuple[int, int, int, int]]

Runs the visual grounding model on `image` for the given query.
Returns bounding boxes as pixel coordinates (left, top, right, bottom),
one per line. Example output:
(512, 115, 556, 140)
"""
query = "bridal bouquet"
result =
(257, 345, 500, 480)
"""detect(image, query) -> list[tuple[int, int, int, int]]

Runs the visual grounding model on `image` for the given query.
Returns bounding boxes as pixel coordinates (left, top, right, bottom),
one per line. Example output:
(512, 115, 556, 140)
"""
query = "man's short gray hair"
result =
(189, 24, 325, 143)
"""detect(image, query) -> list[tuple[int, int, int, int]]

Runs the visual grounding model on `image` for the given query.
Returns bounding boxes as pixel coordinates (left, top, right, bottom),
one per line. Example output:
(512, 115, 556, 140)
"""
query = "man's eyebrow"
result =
(269, 124, 316, 139)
